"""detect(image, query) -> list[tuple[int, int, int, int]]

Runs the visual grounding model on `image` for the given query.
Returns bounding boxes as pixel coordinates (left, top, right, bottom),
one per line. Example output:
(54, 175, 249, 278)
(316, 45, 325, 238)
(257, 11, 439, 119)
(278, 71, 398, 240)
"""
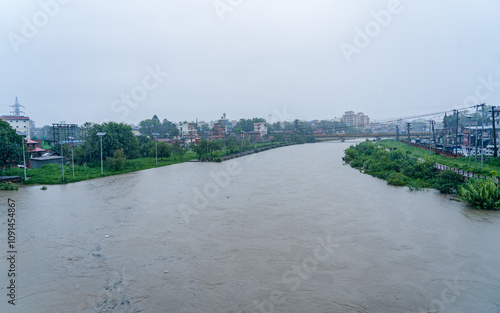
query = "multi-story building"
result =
(211, 114, 233, 139)
(1, 115, 31, 137)
(341, 111, 370, 128)
(2, 97, 31, 137)
(177, 122, 190, 137)
(253, 122, 267, 136)
(177, 122, 199, 146)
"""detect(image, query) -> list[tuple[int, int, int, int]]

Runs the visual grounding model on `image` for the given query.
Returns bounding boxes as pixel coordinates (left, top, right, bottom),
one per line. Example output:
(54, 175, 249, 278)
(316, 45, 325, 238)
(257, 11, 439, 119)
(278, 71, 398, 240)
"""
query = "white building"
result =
(1, 115, 31, 137)
(177, 122, 197, 137)
(254, 122, 267, 136)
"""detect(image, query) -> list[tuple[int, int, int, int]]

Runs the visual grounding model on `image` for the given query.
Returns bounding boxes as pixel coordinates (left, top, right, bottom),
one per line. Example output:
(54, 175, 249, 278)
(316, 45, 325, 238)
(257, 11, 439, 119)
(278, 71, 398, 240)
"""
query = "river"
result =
(1, 141, 499, 313)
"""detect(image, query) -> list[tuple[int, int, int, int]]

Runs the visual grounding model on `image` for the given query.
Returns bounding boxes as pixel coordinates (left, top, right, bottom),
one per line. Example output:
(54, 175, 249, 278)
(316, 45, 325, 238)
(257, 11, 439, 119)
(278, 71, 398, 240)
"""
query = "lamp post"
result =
(18, 132, 27, 181)
(465, 116, 472, 167)
(60, 139, 64, 182)
(152, 133, 159, 166)
(96, 132, 106, 175)
(69, 136, 75, 179)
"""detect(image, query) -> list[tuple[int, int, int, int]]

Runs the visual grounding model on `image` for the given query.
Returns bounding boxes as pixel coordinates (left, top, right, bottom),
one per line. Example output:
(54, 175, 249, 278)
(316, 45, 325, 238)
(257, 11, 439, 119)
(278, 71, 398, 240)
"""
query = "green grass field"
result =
(2, 151, 197, 185)
(379, 139, 500, 177)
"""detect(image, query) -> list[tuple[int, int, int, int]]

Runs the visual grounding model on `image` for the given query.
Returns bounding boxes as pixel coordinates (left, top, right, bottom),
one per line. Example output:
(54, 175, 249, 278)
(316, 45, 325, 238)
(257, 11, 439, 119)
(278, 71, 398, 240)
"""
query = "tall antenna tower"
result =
(10, 97, 26, 116)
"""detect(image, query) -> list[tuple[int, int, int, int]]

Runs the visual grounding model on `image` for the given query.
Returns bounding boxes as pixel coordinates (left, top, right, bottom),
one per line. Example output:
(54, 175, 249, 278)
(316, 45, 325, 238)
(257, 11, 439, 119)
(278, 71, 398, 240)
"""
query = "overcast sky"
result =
(1, 0, 500, 126)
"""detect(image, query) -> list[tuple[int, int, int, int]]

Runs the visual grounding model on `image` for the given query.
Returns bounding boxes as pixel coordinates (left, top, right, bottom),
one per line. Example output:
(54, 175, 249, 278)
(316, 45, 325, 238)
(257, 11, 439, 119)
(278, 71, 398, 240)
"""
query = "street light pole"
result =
(20, 133, 27, 181)
(100, 136, 103, 174)
(481, 103, 485, 169)
(152, 133, 159, 166)
(475, 106, 479, 169)
(69, 136, 75, 179)
(465, 116, 472, 167)
(97, 132, 106, 175)
(61, 141, 64, 181)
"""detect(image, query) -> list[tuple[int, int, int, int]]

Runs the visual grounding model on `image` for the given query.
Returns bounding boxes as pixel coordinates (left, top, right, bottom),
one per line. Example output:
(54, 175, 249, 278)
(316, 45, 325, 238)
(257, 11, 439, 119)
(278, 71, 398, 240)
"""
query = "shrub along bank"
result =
(343, 140, 500, 210)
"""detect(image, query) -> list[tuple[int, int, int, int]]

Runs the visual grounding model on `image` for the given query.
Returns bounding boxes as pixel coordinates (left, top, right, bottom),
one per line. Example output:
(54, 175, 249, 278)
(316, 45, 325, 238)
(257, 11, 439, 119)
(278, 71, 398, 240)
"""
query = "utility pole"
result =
(465, 116, 472, 167)
(481, 103, 485, 169)
(61, 142, 64, 182)
(431, 120, 436, 154)
(454, 109, 459, 155)
(396, 125, 399, 143)
(429, 120, 433, 155)
(475, 105, 479, 169)
(406, 122, 411, 147)
(492, 106, 498, 158)
(443, 113, 448, 152)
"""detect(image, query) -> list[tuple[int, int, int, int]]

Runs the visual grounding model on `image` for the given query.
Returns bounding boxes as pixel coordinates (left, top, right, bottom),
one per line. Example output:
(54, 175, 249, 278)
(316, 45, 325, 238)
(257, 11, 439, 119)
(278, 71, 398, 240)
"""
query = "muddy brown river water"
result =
(1, 141, 500, 313)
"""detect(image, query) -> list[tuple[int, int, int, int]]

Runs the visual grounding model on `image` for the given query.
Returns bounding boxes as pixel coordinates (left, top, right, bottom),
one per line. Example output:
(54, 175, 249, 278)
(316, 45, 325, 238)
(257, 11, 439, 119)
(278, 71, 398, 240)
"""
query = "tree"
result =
(149, 141, 171, 160)
(105, 148, 127, 171)
(139, 118, 161, 138)
(137, 135, 152, 157)
(79, 122, 140, 164)
(172, 141, 188, 160)
(158, 142, 172, 160)
(162, 119, 179, 138)
(0, 120, 23, 169)
(139, 117, 180, 139)
(193, 139, 209, 159)
(233, 118, 266, 133)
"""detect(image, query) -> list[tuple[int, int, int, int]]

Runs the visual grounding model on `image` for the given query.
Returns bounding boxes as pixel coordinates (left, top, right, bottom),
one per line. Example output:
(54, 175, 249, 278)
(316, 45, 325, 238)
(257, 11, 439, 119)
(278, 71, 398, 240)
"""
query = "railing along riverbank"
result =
(434, 163, 500, 183)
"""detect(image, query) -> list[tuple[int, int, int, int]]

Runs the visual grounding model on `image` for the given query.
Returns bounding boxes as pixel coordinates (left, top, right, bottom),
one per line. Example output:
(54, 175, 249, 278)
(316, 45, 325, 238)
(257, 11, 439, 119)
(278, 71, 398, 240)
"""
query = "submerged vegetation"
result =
(458, 178, 500, 210)
(343, 140, 500, 210)
(0, 182, 19, 191)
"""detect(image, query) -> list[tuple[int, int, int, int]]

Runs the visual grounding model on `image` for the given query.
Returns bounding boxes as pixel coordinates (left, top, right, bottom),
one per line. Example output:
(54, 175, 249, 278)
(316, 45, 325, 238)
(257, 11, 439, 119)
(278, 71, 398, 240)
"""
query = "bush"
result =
(434, 170, 464, 194)
(105, 149, 127, 171)
(0, 182, 18, 190)
(386, 172, 409, 186)
(458, 178, 500, 210)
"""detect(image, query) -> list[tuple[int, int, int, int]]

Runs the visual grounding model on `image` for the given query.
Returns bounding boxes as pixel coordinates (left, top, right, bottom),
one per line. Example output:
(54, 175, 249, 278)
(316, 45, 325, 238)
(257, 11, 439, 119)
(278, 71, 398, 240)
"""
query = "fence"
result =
(434, 163, 500, 183)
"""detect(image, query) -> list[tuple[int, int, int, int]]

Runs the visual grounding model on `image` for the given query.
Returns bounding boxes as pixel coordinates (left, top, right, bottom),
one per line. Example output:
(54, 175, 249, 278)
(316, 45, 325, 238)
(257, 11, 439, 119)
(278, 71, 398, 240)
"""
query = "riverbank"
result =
(0, 141, 297, 186)
(1, 152, 198, 186)
(198, 142, 296, 162)
(344, 140, 500, 210)
(379, 139, 500, 177)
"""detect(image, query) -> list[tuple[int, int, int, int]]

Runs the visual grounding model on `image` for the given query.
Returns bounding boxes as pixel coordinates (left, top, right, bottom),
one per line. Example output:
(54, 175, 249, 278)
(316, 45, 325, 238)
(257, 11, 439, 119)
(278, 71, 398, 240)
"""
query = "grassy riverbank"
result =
(379, 139, 500, 177)
(1, 151, 197, 185)
(0, 141, 298, 186)
(343, 140, 500, 210)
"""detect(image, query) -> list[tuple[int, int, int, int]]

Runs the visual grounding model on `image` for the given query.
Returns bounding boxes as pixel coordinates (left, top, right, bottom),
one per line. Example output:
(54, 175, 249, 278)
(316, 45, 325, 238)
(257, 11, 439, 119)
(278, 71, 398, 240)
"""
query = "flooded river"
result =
(1, 141, 500, 313)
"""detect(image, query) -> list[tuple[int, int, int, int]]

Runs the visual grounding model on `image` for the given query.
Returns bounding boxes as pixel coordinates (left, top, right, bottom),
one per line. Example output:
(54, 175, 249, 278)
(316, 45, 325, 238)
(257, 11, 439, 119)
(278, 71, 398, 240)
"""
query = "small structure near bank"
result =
(30, 155, 66, 169)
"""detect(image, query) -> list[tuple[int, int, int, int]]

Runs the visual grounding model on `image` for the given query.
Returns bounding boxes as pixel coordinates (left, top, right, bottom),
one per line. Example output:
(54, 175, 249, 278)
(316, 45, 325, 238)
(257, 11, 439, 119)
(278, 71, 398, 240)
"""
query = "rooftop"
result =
(1, 115, 30, 120)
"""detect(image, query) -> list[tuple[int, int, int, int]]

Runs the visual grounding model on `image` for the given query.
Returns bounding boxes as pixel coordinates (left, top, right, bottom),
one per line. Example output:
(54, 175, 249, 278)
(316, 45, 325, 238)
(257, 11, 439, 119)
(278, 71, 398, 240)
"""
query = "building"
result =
(253, 122, 267, 136)
(1, 97, 31, 137)
(177, 122, 198, 137)
(177, 122, 199, 146)
(341, 111, 370, 128)
(211, 113, 233, 139)
(1, 115, 31, 137)
(30, 155, 66, 169)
